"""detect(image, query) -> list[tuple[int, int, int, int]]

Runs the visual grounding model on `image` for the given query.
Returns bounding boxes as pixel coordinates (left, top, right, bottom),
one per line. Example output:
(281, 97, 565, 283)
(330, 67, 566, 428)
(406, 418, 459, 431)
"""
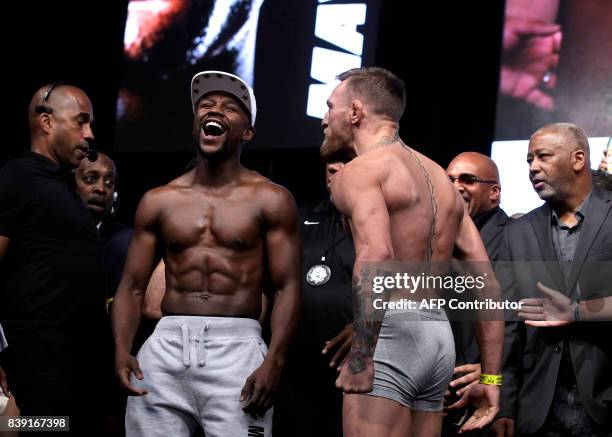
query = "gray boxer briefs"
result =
(126, 316, 272, 437)
(366, 307, 455, 411)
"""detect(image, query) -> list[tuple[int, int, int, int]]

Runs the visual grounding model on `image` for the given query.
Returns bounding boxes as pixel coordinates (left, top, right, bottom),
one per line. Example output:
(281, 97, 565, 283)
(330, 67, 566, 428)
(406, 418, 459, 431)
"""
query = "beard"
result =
(531, 169, 575, 203)
(535, 186, 562, 203)
(320, 130, 351, 163)
(192, 131, 232, 163)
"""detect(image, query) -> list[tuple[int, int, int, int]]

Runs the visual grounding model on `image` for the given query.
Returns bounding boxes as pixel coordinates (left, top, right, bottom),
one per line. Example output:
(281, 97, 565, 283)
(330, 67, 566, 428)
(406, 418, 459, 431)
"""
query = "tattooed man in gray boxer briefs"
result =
(320, 67, 504, 437)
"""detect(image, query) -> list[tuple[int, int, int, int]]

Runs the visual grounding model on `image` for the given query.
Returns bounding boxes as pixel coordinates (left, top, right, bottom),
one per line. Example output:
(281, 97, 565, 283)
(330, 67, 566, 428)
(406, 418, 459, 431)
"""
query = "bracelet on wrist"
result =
(479, 373, 503, 386)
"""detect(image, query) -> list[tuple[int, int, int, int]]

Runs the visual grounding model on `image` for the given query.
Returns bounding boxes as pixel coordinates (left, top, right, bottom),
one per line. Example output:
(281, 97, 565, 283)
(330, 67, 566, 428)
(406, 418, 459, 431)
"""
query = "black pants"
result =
(2, 334, 106, 436)
(520, 383, 611, 437)
(274, 383, 344, 437)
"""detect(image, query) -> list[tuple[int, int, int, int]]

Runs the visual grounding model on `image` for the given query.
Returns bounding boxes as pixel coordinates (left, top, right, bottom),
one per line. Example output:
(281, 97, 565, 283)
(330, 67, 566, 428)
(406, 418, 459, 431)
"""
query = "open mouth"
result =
(88, 197, 107, 207)
(202, 120, 226, 137)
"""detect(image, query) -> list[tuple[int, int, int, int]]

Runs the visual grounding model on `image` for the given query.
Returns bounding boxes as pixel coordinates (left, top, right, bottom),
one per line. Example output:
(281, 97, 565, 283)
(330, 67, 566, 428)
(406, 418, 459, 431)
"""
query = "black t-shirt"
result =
(0, 152, 106, 345)
(99, 219, 133, 298)
(284, 197, 355, 387)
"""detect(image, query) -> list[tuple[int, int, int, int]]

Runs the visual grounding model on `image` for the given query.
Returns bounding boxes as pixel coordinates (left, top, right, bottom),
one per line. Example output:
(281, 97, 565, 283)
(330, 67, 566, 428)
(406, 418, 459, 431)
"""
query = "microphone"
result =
(86, 149, 99, 162)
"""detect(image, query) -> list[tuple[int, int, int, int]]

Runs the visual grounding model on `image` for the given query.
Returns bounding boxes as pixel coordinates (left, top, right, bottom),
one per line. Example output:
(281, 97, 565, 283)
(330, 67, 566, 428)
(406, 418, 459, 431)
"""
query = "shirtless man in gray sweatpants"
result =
(112, 71, 301, 437)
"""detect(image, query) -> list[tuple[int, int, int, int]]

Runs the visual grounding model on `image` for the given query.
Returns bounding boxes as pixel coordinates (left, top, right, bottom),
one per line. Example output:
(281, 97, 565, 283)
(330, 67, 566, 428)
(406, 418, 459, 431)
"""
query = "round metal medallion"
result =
(306, 264, 331, 286)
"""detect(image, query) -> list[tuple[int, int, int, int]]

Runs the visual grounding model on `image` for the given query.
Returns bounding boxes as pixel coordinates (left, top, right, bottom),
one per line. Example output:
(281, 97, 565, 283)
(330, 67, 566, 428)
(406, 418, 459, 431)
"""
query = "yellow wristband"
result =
(479, 373, 502, 386)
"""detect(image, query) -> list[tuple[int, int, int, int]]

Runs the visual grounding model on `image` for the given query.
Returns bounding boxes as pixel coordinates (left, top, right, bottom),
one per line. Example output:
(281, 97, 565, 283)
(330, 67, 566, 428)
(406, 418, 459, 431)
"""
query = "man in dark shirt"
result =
(274, 158, 355, 437)
(447, 152, 510, 361)
(0, 83, 106, 434)
(75, 152, 133, 301)
(495, 123, 612, 436)
(445, 152, 511, 435)
(74, 152, 134, 433)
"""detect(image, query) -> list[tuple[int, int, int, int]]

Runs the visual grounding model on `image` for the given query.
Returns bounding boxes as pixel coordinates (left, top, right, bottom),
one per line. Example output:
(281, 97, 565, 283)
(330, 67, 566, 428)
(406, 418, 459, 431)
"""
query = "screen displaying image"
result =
(114, 0, 381, 152)
(492, 0, 611, 215)
(494, 0, 611, 140)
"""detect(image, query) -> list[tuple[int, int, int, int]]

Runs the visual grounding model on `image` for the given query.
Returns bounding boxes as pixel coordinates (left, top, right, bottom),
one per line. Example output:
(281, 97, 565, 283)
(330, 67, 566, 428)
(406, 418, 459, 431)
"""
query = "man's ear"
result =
(242, 125, 255, 142)
(490, 183, 501, 204)
(350, 100, 364, 125)
(571, 149, 586, 172)
(39, 113, 53, 133)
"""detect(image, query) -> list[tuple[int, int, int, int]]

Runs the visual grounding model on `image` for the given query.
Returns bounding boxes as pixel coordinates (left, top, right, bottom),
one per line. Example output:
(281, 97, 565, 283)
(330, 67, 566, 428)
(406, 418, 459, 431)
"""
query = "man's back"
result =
(323, 67, 503, 435)
(334, 143, 465, 263)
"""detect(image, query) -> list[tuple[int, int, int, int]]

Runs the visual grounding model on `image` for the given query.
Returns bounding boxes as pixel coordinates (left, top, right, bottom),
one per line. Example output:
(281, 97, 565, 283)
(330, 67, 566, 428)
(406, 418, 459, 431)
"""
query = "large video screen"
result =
(114, 0, 381, 153)
(492, 0, 611, 215)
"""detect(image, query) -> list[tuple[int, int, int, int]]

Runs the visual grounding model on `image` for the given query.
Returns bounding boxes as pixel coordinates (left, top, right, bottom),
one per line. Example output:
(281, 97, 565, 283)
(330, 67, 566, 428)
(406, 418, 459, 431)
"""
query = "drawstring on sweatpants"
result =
(196, 323, 210, 367)
(181, 322, 210, 367)
(181, 324, 190, 366)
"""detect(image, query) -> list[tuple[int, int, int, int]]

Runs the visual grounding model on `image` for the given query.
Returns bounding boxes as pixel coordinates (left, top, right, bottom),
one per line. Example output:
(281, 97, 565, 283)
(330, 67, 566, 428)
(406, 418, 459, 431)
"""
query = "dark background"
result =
(4, 1, 504, 224)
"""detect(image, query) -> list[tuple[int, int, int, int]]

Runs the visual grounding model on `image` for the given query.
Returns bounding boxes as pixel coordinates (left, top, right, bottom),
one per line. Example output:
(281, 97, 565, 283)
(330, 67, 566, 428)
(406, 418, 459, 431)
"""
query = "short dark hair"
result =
(337, 67, 406, 122)
(533, 123, 590, 156)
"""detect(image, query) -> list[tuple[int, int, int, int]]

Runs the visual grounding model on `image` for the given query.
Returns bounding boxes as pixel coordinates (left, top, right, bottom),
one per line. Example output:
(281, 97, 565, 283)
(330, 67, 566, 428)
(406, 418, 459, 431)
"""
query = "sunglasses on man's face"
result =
(449, 174, 497, 185)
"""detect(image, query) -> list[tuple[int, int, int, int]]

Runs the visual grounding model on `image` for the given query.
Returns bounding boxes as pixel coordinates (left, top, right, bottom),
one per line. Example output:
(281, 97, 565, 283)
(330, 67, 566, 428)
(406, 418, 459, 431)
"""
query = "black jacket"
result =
(453, 207, 510, 365)
(498, 186, 612, 432)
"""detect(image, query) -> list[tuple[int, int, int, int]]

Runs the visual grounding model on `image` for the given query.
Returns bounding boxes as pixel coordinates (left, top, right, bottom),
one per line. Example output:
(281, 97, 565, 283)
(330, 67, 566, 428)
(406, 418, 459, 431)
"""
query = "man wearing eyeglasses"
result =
(444, 152, 511, 435)
(0, 83, 107, 434)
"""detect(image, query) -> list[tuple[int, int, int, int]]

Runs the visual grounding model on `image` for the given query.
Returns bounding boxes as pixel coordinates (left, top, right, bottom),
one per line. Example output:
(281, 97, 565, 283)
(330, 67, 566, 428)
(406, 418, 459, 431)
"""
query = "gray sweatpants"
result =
(126, 316, 272, 437)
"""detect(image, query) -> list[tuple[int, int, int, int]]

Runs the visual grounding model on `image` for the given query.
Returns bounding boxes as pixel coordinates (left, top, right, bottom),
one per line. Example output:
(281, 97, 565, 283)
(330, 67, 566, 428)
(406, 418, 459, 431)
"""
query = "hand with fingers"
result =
(240, 360, 280, 417)
(445, 363, 482, 412)
(457, 383, 500, 433)
(518, 281, 573, 327)
(500, 17, 562, 110)
(115, 351, 148, 396)
(335, 354, 374, 394)
(0, 366, 11, 398)
(322, 323, 353, 371)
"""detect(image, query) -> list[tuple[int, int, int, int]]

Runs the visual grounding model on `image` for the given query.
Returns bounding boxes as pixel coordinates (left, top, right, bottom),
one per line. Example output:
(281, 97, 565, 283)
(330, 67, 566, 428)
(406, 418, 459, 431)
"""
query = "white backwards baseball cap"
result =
(190, 71, 257, 126)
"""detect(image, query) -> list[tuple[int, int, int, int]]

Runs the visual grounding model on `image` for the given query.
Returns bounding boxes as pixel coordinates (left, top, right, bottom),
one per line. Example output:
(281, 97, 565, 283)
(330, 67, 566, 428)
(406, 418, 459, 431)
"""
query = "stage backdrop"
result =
(114, 0, 381, 153)
(491, 0, 611, 216)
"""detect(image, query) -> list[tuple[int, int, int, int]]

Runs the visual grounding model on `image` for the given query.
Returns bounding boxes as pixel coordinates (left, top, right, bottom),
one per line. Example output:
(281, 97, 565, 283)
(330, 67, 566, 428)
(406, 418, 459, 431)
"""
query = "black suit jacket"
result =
(479, 208, 510, 263)
(498, 186, 612, 433)
(453, 208, 510, 365)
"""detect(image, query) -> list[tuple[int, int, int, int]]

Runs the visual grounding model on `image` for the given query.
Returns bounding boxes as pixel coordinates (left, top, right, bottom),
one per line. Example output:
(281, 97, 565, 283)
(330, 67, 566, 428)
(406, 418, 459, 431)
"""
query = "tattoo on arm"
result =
(348, 268, 392, 374)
